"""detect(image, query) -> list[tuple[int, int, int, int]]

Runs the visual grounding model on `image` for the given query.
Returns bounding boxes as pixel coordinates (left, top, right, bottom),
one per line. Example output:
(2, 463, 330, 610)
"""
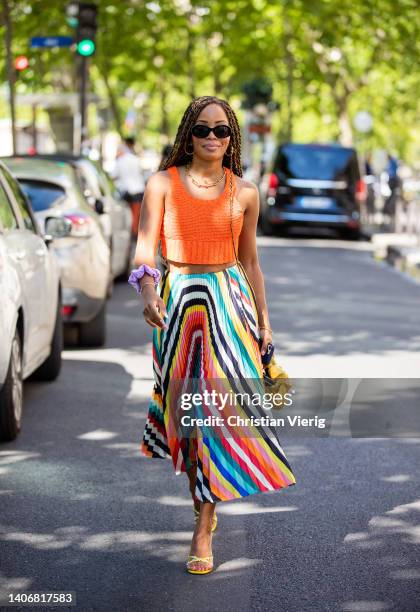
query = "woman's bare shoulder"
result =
(145, 168, 172, 194)
(234, 174, 259, 210)
(235, 174, 258, 192)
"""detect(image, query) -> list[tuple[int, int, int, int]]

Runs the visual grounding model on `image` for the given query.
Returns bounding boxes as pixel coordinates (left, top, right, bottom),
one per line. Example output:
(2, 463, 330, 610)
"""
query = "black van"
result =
(259, 143, 365, 239)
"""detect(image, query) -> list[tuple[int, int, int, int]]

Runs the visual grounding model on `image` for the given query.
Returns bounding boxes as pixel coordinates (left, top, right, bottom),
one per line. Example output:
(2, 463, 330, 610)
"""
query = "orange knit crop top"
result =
(160, 165, 244, 264)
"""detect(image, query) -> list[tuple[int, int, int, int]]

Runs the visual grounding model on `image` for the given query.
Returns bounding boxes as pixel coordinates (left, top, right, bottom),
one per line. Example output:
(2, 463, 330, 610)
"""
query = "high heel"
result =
(186, 554, 214, 575)
(194, 507, 218, 532)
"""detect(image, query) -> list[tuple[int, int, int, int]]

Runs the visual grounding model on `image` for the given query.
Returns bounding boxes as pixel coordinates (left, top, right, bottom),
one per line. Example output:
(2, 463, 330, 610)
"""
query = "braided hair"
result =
(158, 95, 243, 178)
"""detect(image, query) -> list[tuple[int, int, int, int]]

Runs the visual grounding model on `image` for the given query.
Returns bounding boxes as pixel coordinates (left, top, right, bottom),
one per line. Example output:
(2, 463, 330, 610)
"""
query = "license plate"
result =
(299, 197, 333, 209)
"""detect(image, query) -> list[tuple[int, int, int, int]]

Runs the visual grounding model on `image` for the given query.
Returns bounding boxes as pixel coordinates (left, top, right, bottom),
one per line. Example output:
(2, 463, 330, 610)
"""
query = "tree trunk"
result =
(3, 0, 16, 154)
(159, 77, 170, 138)
(214, 70, 222, 96)
(99, 64, 123, 137)
(337, 97, 353, 146)
(284, 15, 294, 141)
(186, 28, 195, 99)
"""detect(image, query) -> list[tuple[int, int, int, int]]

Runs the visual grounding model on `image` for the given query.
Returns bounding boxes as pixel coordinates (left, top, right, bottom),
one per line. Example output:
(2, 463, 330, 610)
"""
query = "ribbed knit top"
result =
(160, 165, 244, 264)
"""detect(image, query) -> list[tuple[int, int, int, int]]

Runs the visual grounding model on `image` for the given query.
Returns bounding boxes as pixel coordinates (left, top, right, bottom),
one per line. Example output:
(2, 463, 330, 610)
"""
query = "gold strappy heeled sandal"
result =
(194, 507, 218, 533)
(186, 554, 214, 575)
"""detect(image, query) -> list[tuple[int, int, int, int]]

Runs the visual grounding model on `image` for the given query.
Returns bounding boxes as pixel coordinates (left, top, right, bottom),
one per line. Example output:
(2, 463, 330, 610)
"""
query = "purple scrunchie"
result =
(128, 264, 161, 294)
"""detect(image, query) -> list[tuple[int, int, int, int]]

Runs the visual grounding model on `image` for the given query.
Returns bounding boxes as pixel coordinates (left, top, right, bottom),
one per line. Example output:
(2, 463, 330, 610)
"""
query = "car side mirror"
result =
(94, 198, 105, 215)
(45, 216, 72, 239)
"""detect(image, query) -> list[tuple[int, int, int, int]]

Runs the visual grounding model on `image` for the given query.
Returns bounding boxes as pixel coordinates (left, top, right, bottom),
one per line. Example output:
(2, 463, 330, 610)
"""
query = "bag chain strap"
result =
(228, 169, 259, 309)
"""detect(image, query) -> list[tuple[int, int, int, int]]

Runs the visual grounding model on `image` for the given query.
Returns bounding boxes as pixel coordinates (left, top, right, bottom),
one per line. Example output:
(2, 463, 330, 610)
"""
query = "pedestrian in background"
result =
(383, 153, 400, 220)
(128, 95, 296, 575)
(113, 136, 146, 240)
(364, 152, 376, 223)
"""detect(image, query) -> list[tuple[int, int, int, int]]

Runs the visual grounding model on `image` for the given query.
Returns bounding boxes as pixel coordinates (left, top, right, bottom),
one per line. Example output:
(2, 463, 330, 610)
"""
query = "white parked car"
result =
(14, 154, 133, 283)
(2, 157, 111, 348)
(0, 161, 62, 441)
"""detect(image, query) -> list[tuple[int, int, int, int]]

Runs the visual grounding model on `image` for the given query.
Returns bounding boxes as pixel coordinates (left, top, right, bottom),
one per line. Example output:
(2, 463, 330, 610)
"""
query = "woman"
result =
(130, 95, 296, 575)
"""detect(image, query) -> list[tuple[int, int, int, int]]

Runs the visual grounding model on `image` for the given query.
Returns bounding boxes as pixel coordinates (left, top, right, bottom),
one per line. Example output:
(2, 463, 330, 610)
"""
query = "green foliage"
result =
(1, 0, 419, 159)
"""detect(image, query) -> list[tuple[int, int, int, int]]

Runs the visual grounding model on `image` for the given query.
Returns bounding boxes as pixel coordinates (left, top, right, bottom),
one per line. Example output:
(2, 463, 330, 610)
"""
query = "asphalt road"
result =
(1, 237, 420, 612)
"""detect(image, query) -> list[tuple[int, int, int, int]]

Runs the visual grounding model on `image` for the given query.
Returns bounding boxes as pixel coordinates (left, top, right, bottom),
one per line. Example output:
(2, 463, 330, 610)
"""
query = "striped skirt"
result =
(141, 264, 297, 502)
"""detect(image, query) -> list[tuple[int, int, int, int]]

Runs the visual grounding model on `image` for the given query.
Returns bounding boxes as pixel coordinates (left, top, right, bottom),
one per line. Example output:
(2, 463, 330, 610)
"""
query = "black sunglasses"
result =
(191, 124, 231, 139)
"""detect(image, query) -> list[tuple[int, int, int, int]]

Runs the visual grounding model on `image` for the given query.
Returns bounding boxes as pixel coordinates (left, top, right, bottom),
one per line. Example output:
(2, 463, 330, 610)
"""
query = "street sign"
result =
(30, 36, 73, 48)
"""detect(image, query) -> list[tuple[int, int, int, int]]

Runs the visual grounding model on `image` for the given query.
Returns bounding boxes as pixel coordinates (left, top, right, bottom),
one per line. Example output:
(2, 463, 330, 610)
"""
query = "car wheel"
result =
(341, 228, 361, 241)
(0, 328, 23, 441)
(31, 294, 63, 381)
(78, 301, 106, 347)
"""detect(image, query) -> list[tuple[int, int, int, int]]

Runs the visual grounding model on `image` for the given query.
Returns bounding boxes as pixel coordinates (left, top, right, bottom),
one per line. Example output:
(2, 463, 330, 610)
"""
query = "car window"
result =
(0, 179, 18, 231)
(78, 161, 104, 197)
(94, 166, 110, 197)
(19, 180, 66, 212)
(2, 169, 37, 232)
(275, 146, 359, 182)
(74, 166, 90, 193)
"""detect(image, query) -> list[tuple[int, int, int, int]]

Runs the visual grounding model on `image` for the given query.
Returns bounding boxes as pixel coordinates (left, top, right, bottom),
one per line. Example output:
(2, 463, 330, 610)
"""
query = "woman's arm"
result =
(237, 182, 272, 354)
(132, 171, 168, 329)
(133, 171, 166, 269)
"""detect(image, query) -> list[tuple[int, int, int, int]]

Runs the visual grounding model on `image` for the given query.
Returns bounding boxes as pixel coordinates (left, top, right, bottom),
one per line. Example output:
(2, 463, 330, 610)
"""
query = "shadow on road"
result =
(259, 243, 420, 357)
(1, 243, 420, 610)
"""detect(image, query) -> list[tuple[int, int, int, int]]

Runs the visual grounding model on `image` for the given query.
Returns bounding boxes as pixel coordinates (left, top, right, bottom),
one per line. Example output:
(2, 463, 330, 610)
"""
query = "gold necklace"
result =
(185, 163, 226, 189)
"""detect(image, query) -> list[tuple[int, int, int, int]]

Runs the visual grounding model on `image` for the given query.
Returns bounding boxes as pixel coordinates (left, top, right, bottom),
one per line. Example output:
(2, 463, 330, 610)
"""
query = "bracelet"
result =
(139, 281, 156, 294)
(128, 264, 161, 294)
(259, 325, 272, 333)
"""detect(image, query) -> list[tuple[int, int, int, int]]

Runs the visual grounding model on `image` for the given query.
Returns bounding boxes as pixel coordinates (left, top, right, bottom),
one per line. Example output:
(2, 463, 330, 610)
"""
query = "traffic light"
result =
(76, 3, 98, 57)
(15, 55, 29, 71)
(66, 2, 79, 28)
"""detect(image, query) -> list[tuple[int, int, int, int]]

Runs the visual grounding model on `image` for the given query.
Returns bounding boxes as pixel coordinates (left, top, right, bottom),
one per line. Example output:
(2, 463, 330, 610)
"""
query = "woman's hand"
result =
(141, 285, 168, 329)
(259, 327, 273, 356)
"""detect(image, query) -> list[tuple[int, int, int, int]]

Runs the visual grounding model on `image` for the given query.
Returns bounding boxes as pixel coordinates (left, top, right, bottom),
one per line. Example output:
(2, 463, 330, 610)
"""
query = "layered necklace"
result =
(185, 163, 226, 189)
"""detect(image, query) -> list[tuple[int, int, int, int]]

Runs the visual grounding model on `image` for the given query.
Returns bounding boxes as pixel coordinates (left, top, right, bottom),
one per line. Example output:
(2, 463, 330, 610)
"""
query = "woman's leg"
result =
(186, 463, 200, 513)
(189, 501, 216, 570)
(186, 464, 215, 571)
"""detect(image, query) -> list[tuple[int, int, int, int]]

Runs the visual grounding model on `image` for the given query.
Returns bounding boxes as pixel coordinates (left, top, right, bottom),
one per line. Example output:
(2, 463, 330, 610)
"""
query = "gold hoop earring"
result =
(184, 142, 194, 155)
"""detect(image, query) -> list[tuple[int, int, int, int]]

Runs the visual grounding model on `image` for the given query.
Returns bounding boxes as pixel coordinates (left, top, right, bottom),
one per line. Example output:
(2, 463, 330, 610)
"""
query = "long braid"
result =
(159, 95, 243, 178)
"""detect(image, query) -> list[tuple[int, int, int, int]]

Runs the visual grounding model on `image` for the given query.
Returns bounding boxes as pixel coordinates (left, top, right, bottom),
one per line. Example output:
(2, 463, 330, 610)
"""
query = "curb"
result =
(386, 244, 420, 266)
(385, 244, 420, 283)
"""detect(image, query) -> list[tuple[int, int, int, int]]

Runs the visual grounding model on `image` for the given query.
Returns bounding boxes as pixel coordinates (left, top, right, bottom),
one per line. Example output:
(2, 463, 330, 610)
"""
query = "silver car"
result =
(0, 161, 62, 441)
(2, 157, 111, 347)
(12, 154, 133, 284)
(73, 157, 132, 281)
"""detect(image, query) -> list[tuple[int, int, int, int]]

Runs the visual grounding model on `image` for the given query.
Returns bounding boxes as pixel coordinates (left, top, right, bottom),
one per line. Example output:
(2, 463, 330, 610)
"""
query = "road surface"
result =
(1, 237, 419, 611)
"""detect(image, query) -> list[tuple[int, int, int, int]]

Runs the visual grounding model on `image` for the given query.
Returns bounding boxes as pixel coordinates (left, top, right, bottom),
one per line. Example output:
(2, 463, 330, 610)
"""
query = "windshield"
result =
(18, 180, 65, 212)
(275, 145, 359, 181)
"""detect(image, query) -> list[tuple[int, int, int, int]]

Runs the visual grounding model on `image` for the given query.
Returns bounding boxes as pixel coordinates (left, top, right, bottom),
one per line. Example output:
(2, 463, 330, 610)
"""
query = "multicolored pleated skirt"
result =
(141, 264, 297, 502)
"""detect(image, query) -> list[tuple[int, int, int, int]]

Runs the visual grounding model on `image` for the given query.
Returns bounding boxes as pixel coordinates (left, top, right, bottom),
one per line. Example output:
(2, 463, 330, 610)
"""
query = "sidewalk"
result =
(364, 222, 420, 282)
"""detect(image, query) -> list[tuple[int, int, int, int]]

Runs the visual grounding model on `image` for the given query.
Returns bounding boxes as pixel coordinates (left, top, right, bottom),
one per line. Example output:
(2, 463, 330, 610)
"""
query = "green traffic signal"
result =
(67, 16, 78, 27)
(77, 39, 95, 56)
